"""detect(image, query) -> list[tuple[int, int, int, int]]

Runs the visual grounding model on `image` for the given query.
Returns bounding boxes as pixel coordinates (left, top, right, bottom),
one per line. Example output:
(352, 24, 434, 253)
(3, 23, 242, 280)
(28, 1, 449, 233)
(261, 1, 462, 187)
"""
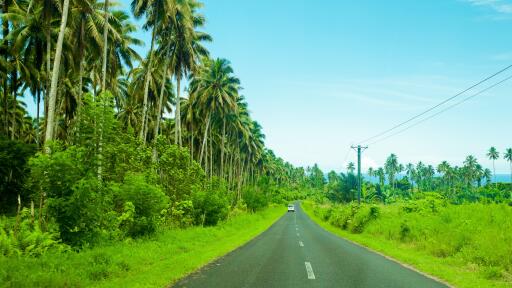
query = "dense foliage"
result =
(320, 152, 511, 205)
(0, 0, 312, 256)
(306, 200, 512, 286)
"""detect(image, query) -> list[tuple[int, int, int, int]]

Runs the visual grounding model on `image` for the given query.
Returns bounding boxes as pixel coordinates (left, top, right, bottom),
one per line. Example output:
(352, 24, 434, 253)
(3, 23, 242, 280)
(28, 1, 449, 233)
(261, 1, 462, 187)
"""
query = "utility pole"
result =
(351, 145, 368, 205)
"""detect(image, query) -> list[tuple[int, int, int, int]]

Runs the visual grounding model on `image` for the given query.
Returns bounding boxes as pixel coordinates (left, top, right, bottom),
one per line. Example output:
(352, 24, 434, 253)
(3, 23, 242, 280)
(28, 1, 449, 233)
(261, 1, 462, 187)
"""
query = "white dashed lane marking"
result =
(299, 241, 304, 247)
(305, 262, 315, 279)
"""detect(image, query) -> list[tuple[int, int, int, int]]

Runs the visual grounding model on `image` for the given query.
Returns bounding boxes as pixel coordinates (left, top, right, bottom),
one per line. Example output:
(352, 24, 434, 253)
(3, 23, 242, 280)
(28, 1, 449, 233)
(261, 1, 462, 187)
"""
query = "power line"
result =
(357, 64, 512, 144)
(367, 74, 512, 146)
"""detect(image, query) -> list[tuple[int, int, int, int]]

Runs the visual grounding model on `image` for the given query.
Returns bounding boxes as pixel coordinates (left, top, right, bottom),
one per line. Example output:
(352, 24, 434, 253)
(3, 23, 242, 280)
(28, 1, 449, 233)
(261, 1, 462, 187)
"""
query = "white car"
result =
(288, 204, 295, 212)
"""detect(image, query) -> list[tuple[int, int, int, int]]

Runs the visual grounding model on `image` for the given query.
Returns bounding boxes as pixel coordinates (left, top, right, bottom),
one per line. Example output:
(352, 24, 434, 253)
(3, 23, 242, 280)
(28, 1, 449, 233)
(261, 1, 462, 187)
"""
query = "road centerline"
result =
(305, 262, 316, 279)
(299, 241, 304, 247)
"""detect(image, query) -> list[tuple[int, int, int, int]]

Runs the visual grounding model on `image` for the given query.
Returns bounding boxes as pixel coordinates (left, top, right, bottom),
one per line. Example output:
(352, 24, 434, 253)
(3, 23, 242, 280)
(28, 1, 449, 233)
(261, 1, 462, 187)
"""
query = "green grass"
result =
(0, 205, 285, 288)
(301, 201, 512, 288)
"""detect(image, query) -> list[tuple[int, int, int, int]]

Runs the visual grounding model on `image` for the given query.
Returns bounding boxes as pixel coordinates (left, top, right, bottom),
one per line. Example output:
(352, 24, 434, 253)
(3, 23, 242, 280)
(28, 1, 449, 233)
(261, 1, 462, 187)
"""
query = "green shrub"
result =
(243, 187, 269, 212)
(0, 209, 67, 257)
(191, 184, 229, 226)
(111, 174, 169, 237)
(48, 176, 111, 246)
(0, 137, 36, 214)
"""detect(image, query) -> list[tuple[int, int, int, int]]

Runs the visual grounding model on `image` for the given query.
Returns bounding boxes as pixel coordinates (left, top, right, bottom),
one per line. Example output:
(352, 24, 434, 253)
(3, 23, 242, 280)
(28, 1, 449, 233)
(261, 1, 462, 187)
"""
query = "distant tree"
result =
(487, 147, 499, 187)
(367, 167, 374, 179)
(505, 148, 512, 186)
(482, 168, 492, 186)
(376, 167, 385, 187)
(347, 162, 355, 174)
(384, 154, 399, 189)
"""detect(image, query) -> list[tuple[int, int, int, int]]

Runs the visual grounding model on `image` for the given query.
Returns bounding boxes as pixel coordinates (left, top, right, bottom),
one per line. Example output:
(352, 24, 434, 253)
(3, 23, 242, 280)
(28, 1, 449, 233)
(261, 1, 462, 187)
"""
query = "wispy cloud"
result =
(466, 0, 512, 14)
(490, 52, 512, 61)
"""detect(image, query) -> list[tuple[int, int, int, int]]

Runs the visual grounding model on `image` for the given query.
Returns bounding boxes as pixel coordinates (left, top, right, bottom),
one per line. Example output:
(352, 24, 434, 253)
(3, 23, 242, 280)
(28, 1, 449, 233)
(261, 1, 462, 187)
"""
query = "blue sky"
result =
(25, 0, 512, 173)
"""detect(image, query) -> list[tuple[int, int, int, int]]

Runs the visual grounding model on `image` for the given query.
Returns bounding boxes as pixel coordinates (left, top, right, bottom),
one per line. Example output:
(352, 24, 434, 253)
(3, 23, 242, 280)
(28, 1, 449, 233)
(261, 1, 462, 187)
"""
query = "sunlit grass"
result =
(302, 201, 512, 288)
(0, 205, 285, 288)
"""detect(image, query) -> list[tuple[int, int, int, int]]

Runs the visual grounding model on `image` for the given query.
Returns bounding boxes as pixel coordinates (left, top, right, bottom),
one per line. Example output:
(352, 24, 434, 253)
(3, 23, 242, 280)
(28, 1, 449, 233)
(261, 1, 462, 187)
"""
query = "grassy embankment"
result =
(0, 205, 285, 288)
(302, 200, 512, 288)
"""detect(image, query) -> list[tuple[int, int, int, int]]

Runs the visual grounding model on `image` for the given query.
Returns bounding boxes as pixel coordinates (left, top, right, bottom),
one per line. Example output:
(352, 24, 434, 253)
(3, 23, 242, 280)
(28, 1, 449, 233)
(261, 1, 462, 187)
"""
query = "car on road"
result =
(287, 204, 295, 212)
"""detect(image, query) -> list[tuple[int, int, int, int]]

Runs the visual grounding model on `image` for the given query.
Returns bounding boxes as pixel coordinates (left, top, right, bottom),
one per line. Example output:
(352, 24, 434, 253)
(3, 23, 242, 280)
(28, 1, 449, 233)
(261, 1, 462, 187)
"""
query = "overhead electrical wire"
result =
(367, 73, 512, 146)
(357, 64, 512, 145)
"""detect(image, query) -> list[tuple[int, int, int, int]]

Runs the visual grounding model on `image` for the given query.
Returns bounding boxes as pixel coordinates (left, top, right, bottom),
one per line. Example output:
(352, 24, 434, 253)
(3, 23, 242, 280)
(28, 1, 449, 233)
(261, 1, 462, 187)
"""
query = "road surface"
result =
(173, 202, 447, 288)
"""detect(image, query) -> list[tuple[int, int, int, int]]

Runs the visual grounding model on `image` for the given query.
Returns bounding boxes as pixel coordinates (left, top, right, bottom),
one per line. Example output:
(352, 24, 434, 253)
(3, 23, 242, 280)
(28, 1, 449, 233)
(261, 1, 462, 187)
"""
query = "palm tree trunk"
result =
(199, 113, 210, 165)
(36, 89, 40, 146)
(209, 128, 213, 178)
(2, 80, 7, 135)
(44, 0, 70, 145)
(493, 160, 497, 188)
(2, 0, 9, 135)
(152, 58, 170, 162)
(220, 119, 225, 179)
(175, 76, 182, 146)
(10, 72, 17, 140)
(101, 0, 109, 92)
(44, 31, 51, 141)
(190, 123, 194, 161)
(139, 26, 156, 144)
(78, 19, 85, 107)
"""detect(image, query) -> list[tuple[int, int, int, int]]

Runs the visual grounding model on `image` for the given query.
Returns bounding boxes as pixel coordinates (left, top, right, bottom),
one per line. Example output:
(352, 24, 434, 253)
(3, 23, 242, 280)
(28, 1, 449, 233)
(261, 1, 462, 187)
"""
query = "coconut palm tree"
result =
(487, 147, 499, 187)
(347, 162, 355, 174)
(367, 167, 374, 180)
(505, 148, 512, 186)
(189, 58, 239, 168)
(44, 0, 71, 144)
(405, 163, 415, 191)
(385, 154, 399, 189)
(463, 155, 478, 187)
(169, 0, 210, 146)
(131, 0, 178, 143)
(376, 167, 385, 187)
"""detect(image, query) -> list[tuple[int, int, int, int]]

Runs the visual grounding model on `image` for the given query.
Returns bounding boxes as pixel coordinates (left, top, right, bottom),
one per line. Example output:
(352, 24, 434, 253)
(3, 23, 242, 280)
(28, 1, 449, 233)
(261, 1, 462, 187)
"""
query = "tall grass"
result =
(303, 200, 512, 287)
(0, 205, 284, 288)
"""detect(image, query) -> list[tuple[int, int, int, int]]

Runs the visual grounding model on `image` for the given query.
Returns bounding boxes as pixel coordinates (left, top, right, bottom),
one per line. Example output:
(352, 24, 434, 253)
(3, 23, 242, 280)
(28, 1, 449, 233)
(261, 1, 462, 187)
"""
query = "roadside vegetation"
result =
(1, 205, 284, 287)
(0, 0, 311, 286)
(304, 152, 512, 287)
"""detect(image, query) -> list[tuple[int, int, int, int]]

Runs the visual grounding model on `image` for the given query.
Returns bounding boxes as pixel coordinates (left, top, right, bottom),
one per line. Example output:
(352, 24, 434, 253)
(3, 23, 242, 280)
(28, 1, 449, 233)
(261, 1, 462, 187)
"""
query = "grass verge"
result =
(0, 205, 285, 288)
(301, 201, 512, 288)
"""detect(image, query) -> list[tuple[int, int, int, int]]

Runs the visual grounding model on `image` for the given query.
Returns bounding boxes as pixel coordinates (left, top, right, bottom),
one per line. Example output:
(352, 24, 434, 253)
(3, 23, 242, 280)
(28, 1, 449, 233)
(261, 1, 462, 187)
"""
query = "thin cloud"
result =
(490, 52, 512, 61)
(466, 0, 512, 14)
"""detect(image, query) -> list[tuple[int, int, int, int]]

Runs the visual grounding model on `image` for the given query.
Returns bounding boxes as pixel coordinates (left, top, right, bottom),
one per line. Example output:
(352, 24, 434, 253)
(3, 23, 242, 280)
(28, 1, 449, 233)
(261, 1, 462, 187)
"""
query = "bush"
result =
(191, 182, 229, 226)
(243, 187, 269, 212)
(156, 141, 206, 202)
(48, 177, 111, 246)
(0, 137, 36, 214)
(111, 174, 169, 237)
(0, 209, 67, 257)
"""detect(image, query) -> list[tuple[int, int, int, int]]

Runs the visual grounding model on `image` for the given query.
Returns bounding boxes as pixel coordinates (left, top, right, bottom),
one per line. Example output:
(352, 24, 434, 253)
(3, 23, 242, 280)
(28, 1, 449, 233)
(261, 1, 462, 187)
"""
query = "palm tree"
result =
(347, 162, 355, 174)
(376, 168, 385, 187)
(169, 0, 210, 146)
(487, 147, 499, 187)
(405, 163, 415, 191)
(44, 0, 71, 144)
(189, 58, 239, 168)
(367, 167, 374, 180)
(505, 148, 512, 186)
(483, 168, 492, 186)
(385, 154, 398, 189)
(131, 0, 177, 143)
(463, 155, 478, 187)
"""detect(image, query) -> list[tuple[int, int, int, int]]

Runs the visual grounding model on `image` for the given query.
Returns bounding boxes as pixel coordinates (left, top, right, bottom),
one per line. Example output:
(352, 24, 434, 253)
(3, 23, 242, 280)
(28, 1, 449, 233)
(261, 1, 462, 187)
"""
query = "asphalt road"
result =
(173, 202, 447, 288)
